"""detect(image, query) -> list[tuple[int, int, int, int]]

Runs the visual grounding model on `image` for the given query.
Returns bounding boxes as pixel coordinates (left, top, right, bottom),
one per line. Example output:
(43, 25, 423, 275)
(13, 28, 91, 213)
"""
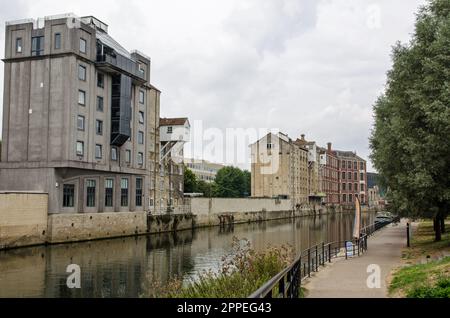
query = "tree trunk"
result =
(434, 216, 442, 242)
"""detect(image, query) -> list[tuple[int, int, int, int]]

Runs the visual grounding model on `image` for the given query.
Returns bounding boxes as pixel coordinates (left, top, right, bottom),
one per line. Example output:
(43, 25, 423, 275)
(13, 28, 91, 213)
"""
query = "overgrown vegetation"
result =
(143, 238, 294, 298)
(389, 220, 450, 298)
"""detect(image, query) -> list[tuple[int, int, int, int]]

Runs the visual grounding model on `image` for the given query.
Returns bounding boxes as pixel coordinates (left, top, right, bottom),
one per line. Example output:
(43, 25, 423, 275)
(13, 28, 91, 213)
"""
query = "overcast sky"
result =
(0, 0, 426, 171)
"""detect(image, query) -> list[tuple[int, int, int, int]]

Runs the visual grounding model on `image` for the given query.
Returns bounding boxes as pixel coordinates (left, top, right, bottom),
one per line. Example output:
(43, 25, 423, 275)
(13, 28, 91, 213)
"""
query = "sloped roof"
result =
(159, 117, 189, 126)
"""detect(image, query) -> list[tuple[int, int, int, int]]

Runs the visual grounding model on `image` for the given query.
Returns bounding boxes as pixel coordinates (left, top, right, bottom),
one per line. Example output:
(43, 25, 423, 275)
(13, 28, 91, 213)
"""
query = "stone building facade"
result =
(0, 14, 163, 214)
(250, 132, 309, 208)
(318, 143, 340, 205)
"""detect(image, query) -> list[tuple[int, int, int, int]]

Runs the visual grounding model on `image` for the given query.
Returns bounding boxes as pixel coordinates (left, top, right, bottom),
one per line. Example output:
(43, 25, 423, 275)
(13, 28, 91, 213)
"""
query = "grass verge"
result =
(389, 219, 450, 298)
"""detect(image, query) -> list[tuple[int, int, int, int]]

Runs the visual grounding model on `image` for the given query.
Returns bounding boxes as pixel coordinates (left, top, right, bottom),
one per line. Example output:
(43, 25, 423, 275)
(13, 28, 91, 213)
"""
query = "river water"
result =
(0, 212, 375, 298)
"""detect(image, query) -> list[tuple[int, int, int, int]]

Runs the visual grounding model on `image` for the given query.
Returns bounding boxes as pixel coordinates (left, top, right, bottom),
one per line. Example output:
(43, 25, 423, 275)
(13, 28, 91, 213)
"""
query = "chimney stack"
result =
(301, 134, 305, 141)
(327, 142, 332, 152)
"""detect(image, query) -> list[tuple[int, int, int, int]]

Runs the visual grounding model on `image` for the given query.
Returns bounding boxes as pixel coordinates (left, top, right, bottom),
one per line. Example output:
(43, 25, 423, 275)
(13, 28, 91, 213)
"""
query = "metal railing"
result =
(249, 217, 400, 298)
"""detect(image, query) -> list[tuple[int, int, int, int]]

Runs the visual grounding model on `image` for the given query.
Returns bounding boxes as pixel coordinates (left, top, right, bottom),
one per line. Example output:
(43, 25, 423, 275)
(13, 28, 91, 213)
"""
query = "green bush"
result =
(143, 237, 294, 298)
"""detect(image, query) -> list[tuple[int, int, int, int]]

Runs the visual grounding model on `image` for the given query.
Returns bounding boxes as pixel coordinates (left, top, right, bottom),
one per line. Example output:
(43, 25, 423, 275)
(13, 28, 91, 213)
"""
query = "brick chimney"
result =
(327, 142, 332, 152)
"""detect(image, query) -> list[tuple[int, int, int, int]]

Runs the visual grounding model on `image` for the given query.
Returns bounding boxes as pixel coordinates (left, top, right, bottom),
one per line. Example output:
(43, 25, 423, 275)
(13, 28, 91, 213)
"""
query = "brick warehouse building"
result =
(336, 151, 368, 205)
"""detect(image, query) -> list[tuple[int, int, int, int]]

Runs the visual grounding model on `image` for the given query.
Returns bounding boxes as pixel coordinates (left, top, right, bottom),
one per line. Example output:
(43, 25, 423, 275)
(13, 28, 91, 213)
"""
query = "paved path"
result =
(304, 221, 409, 298)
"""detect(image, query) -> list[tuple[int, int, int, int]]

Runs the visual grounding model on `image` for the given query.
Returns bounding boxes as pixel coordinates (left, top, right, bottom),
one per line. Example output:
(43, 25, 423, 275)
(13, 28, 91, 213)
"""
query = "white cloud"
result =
(0, 0, 427, 171)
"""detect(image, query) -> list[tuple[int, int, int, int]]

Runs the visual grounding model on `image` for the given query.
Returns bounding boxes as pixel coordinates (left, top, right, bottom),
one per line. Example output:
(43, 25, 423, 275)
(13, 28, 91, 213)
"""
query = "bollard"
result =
(407, 223, 410, 248)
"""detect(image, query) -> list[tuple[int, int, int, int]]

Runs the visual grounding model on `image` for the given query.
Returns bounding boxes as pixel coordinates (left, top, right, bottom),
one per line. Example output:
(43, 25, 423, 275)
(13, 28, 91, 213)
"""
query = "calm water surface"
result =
(0, 212, 375, 297)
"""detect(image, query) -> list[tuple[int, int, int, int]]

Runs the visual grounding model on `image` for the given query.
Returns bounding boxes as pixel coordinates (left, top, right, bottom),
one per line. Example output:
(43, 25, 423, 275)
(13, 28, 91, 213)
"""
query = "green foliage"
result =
(370, 0, 450, 223)
(214, 166, 250, 198)
(144, 238, 295, 298)
(183, 168, 197, 193)
(389, 257, 450, 298)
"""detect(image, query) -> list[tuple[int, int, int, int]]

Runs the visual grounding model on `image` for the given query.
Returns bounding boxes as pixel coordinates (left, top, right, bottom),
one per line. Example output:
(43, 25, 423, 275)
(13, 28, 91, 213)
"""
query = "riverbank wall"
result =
(0, 193, 381, 249)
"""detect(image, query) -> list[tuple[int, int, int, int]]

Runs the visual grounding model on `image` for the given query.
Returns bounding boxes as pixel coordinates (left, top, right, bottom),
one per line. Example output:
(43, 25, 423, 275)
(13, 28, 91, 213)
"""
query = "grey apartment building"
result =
(0, 14, 162, 214)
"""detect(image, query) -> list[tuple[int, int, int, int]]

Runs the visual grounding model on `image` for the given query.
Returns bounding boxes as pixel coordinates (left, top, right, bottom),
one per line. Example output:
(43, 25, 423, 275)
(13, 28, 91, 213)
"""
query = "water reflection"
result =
(0, 212, 374, 298)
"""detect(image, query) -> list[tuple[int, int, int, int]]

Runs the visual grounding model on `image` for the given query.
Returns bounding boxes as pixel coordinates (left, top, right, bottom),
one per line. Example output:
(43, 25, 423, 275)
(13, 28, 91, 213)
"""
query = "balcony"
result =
(96, 52, 146, 84)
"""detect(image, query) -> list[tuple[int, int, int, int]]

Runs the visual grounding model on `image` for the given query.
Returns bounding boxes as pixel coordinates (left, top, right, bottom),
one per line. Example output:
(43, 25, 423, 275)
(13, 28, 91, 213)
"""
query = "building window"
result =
(138, 131, 144, 144)
(342, 194, 347, 203)
(111, 147, 118, 161)
(78, 65, 86, 81)
(138, 111, 144, 124)
(96, 120, 103, 135)
(76, 141, 84, 156)
(347, 172, 352, 180)
(78, 90, 86, 105)
(80, 38, 87, 53)
(349, 183, 352, 191)
(54, 33, 61, 50)
(125, 150, 131, 163)
(349, 194, 353, 203)
(16, 38, 22, 53)
(105, 179, 114, 207)
(167, 127, 173, 134)
(86, 180, 96, 207)
(361, 194, 365, 203)
(95, 144, 102, 159)
(361, 184, 365, 192)
(31, 36, 44, 56)
(342, 183, 346, 191)
(77, 115, 85, 131)
(355, 183, 358, 192)
(347, 161, 352, 169)
(150, 198, 154, 207)
(121, 178, 129, 207)
(354, 161, 357, 169)
(342, 172, 346, 180)
(137, 152, 143, 165)
(97, 73, 104, 88)
(360, 173, 364, 181)
(139, 90, 145, 104)
(354, 172, 358, 180)
(96, 96, 103, 112)
(360, 162, 365, 170)
(63, 184, 75, 207)
(136, 178, 143, 207)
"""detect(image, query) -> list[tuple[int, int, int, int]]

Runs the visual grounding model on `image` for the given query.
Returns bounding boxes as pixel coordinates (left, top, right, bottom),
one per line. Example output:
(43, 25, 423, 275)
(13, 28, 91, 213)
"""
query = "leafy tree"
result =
(370, 0, 450, 241)
(214, 166, 248, 198)
(196, 180, 216, 198)
(184, 167, 197, 193)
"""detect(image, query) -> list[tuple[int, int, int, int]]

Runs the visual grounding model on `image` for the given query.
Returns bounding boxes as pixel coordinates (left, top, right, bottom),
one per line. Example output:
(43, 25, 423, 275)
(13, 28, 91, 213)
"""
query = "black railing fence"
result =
(249, 217, 400, 298)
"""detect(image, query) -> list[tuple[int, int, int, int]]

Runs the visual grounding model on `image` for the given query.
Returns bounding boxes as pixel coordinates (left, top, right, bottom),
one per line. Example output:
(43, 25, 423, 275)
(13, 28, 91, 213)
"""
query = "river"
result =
(0, 212, 375, 298)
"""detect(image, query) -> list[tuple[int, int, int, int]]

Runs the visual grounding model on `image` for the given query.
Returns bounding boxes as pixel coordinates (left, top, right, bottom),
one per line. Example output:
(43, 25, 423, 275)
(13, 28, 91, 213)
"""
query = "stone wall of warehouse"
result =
(0, 192, 48, 249)
(47, 212, 148, 244)
(190, 198, 320, 227)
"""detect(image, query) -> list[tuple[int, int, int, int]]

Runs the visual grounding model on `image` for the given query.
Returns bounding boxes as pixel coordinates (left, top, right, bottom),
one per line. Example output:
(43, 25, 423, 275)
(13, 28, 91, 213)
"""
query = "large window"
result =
(95, 144, 102, 159)
(167, 127, 173, 134)
(125, 150, 131, 163)
(97, 73, 104, 88)
(78, 65, 86, 81)
(347, 172, 352, 180)
(96, 120, 103, 135)
(354, 172, 358, 180)
(31, 36, 44, 56)
(342, 194, 347, 203)
(354, 183, 358, 192)
(16, 38, 22, 53)
(54, 33, 61, 50)
(136, 178, 143, 207)
(63, 184, 75, 207)
(348, 183, 352, 191)
(86, 180, 96, 207)
(342, 172, 346, 180)
(121, 178, 129, 207)
(360, 173, 364, 181)
(96, 96, 103, 112)
(77, 115, 85, 131)
(105, 179, 114, 207)
(138, 131, 144, 144)
(349, 194, 353, 203)
(360, 162, 365, 170)
(361, 184, 365, 192)
(80, 38, 87, 53)
(137, 152, 143, 165)
(138, 111, 144, 124)
(139, 90, 145, 104)
(111, 147, 118, 161)
(78, 90, 86, 105)
(76, 141, 84, 156)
